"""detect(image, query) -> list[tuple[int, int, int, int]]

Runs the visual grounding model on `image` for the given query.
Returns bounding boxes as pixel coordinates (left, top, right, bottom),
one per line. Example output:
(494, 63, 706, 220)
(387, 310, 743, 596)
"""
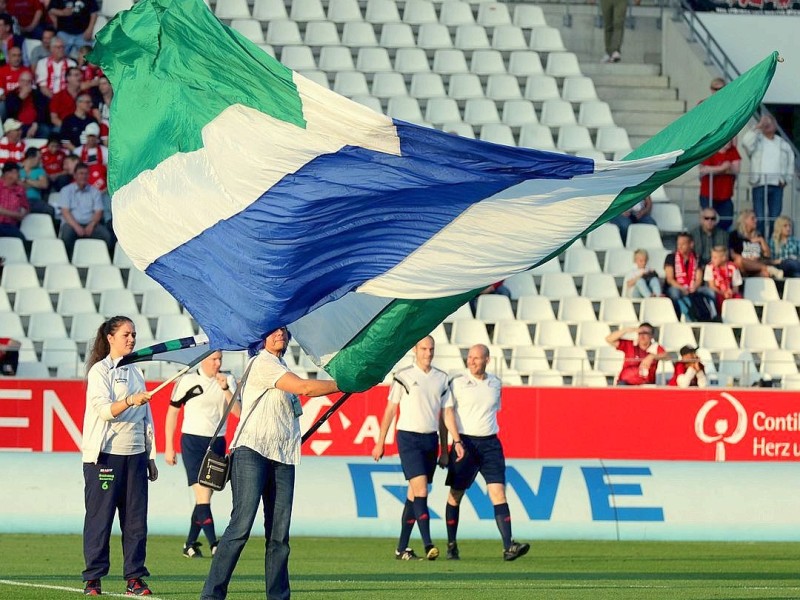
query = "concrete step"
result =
(614, 111, 682, 127)
(607, 98, 686, 113)
(596, 85, 678, 101)
(590, 74, 670, 88)
(580, 62, 662, 77)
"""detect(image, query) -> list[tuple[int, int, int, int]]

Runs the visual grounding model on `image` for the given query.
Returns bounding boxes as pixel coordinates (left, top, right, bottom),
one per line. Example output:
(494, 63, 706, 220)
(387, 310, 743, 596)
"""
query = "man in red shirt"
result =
(0, 161, 28, 239)
(6, 0, 45, 39)
(698, 139, 740, 231)
(0, 46, 30, 96)
(606, 322, 669, 385)
(0, 117, 25, 164)
(49, 65, 80, 130)
(41, 134, 67, 186)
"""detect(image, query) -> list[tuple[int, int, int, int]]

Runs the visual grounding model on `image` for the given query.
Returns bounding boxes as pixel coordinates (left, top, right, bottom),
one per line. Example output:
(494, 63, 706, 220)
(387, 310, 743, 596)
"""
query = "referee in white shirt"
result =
(165, 351, 239, 559)
(372, 335, 464, 561)
(443, 344, 530, 561)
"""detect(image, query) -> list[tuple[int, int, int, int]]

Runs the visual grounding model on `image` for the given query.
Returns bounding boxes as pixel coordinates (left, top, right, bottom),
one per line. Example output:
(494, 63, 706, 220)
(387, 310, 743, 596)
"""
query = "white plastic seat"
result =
(231, 19, 265, 43)
(553, 346, 590, 376)
(463, 98, 500, 125)
(593, 345, 624, 377)
(545, 52, 581, 78)
(762, 300, 800, 327)
(578, 100, 614, 128)
(101, 0, 133, 17)
(745, 277, 781, 306)
(15, 361, 50, 378)
(365, 0, 401, 24)
(304, 73, 331, 91)
(432, 355, 466, 374)
(557, 125, 593, 153)
(19, 213, 56, 240)
(155, 315, 195, 342)
(650, 203, 685, 234)
(539, 273, 578, 299)
(658, 322, 697, 352)
(501, 371, 524, 386)
(425, 97, 462, 124)
(721, 298, 760, 326)
(529, 26, 565, 52)
(540, 99, 576, 128)
(573, 370, 609, 387)
(410, 72, 446, 98)
(110, 245, 133, 270)
(127, 269, 161, 294)
(564, 78, 600, 105)
(477, 2, 511, 26)
(493, 320, 533, 347)
(596, 126, 633, 155)
(98, 289, 139, 318)
(475, 294, 515, 323)
(448, 73, 483, 100)
(508, 51, 543, 77)
(586, 223, 623, 251)
(760, 349, 798, 379)
(442, 122, 474, 137)
(479, 124, 515, 146)
(454, 25, 490, 51)
(576, 321, 611, 347)
(648, 248, 670, 278)
(739, 324, 779, 352)
(215, 0, 250, 18)
(440, 2, 475, 26)
(253, 0, 289, 21)
(782, 373, 800, 390)
(534, 321, 574, 348)
(357, 47, 393, 72)
(581, 273, 620, 300)
(715, 349, 756, 386)
(417, 23, 454, 50)
(0, 237, 28, 264)
(43, 264, 81, 292)
(302, 25, 339, 50)
(518, 123, 555, 150)
(531, 257, 562, 277)
(387, 96, 424, 123)
(557, 297, 596, 323)
(781, 325, 800, 352)
(524, 75, 559, 103)
(326, 0, 363, 23)
(333, 71, 370, 97)
(0, 311, 26, 338)
(510, 345, 550, 373)
(625, 223, 664, 250)
(485, 74, 522, 100)
(394, 48, 431, 74)
(575, 149, 606, 162)
(502, 273, 537, 299)
(403, 0, 437, 25)
(1, 263, 39, 293)
(291, 0, 326, 21)
(450, 318, 491, 347)
(14, 287, 53, 316)
(341, 22, 378, 46)
(380, 23, 416, 49)
(528, 371, 564, 386)
(85, 265, 125, 293)
(428, 324, 449, 346)
(318, 46, 356, 71)
(698, 323, 739, 352)
(41, 338, 79, 369)
(782, 279, 800, 306)
(130, 314, 154, 343)
(516, 295, 556, 322)
(470, 49, 506, 76)
(442, 303, 474, 323)
(141, 288, 181, 318)
(639, 297, 679, 326)
(513, 4, 546, 27)
(563, 246, 601, 275)
(603, 248, 634, 276)
(598, 297, 638, 325)
(27, 312, 68, 342)
(71, 239, 111, 267)
(280, 46, 317, 71)
(432, 49, 468, 74)
(491, 25, 527, 51)
(372, 72, 408, 98)
(502, 100, 537, 128)
(0, 289, 9, 311)
(265, 20, 303, 45)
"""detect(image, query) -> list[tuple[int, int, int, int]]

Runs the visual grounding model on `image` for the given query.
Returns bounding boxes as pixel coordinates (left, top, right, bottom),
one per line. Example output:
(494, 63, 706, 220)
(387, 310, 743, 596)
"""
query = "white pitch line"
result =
(0, 579, 170, 599)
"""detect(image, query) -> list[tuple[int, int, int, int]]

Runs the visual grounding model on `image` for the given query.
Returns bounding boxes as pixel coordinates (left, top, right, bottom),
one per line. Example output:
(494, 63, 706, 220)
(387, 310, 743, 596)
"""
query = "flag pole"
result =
(302, 392, 353, 444)
(146, 349, 216, 396)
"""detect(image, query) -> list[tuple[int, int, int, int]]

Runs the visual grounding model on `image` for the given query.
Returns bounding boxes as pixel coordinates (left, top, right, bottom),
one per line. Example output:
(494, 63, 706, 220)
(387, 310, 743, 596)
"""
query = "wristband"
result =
(454, 440, 463, 445)
(222, 386, 230, 391)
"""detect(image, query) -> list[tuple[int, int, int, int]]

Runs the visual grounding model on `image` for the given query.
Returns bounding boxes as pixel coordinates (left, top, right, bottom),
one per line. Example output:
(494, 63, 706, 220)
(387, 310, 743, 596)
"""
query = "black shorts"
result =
(446, 434, 506, 490)
(181, 433, 226, 487)
(396, 430, 439, 483)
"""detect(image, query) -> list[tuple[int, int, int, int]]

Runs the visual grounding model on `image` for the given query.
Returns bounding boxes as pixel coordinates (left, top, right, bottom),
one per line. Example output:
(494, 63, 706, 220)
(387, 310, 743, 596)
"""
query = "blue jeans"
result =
(201, 447, 295, 600)
(751, 184, 783, 238)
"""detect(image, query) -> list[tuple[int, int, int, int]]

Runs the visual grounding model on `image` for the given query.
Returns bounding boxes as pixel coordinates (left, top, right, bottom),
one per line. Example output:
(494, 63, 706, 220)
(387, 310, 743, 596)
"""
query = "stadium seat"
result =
(425, 97, 462, 124)
(318, 46, 355, 71)
(1, 263, 39, 293)
(365, 0, 401, 24)
(450, 318, 491, 347)
(0, 237, 28, 264)
(533, 320, 574, 348)
(341, 22, 378, 47)
(717, 349, 759, 386)
(326, 0, 363, 23)
(782, 373, 800, 390)
(516, 295, 556, 322)
(29, 238, 69, 268)
(552, 347, 590, 376)
(761, 300, 800, 327)
(71, 239, 111, 267)
(443, 303, 474, 323)
(508, 51, 543, 77)
(141, 288, 181, 318)
(42, 264, 81, 293)
(27, 312, 68, 342)
(463, 98, 500, 125)
(379, 23, 416, 49)
(266, 20, 303, 45)
(509, 345, 549, 373)
(454, 25, 491, 51)
(501, 273, 536, 299)
(529, 26, 565, 52)
(0, 289, 9, 311)
(280, 45, 317, 71)
(698, 323, 739, 352)
(721, 298, 760, 327)
(524, 75, 560, 103)
(432, 49, 468, 74)
(15, 361, 50, 378)
(410, 72, 446, 98)
(56, 288, 96, 317)
(41, 338, 79, 370)
(513, 4, 547, 27)
(545, 52, 581, 78)
(595, 126, 633, 155)
(155, 315, 195, 342)
(479, 124, 515, 145)
(19, 213, 56, 240)
(490, 25, 526, 51)
(291, 0, 326, 21)
(539, 273, 578, 299)
(593, 345, 624, 378)
(781, 325, 800, 352)
(432, 355, 467, 374)
(625, 223, 664, 250)
(85, 265, 125, 293)
(563, 246, 601, 275)
(475, 294, 515, 323)
(443, 122, 475, 137)
(575, 321, 611, 348)
(98, 289, 139, 318)
(759, 349, 798, 380)
(528, 371, 564, 386)
(598, 297, 638, 326)
(215, 0, 250, 18)
(540, 99, 576, 128)
(518, 123, 555, 150)
(372, 72, 408, 98)
(130, 314, 154, 343)
(333, 71, 370, 97)
(578, 101, 615, 130)
(477, 2, 511, 26)
(127, 269, 161, 294)
(417, 23, 454, 51)
(403, 0, 437, 25)
(658, 322, 697, 352)
(585, 223, 623, 251)
(739, 324, 779, 352)
(13, 287, 53, 316)
(557, 296, 596, 323)
(744, 277, 780, 306)
(501, 100, 537, 128)
(448, 73, 484, 100)
(253, 0, 289, 21)
(394, 48, 431, 74)
(573, 370, 609, 387)
(581, 273, 620, 300)
(357, 47, 393, 72)
(0, 311, 26, 338)
(231, 19, 265, 43)
(557, 125, 594, 153)
(782, 279, 800, 306)
(650, 203, 685, 234)
(485, 74, 522, 101)
(565, 78, 600, 105)
(440, 1, 475, 26)
(101, 0, 133, 17)
(492, 319, 533, 347)
(603, 248, 635, 276)
(387, 96, 424, 123)
(639, 297, 679, 326)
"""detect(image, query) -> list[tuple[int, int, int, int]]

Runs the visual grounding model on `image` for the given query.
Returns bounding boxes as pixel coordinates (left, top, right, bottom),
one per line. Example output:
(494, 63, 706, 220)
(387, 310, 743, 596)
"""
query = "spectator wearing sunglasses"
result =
(691, 208, 729, 267)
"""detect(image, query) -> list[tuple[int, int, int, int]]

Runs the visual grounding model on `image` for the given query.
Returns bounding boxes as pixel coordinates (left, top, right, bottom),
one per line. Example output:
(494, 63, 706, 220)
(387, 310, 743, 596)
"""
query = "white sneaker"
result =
(601, 53, 612, 63)
(611, 51, 621, 62)
(767, 266, 784, 280)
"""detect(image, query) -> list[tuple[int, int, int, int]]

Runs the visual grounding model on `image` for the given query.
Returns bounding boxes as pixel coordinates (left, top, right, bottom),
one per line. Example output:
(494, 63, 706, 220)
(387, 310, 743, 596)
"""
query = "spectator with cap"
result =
(668, 345, 708, 388)
(0, 116, 24, 164)
(59, 91, 95, 150)
(5, 69, 49, 138)
(35, 35, 75, 98)
(57, 160, 112, 256)
(0, 160, 27, 239)
(48, 0, 99, 58)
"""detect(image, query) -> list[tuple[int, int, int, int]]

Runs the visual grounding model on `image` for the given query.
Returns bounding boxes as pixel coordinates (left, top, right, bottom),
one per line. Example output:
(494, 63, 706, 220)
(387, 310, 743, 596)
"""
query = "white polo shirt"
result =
(170, 368, 237, 437)
(445, 370, 502, 437)
(389, 364, 450, 434)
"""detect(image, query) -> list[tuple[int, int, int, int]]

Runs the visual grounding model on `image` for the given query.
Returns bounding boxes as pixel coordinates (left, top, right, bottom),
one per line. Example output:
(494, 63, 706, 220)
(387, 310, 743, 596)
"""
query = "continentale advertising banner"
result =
(1, 381, 798, 462)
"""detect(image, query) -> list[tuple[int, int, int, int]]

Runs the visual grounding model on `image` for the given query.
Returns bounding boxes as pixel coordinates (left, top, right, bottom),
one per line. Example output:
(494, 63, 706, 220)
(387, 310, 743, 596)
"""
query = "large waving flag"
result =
(90, 0, 777, 392)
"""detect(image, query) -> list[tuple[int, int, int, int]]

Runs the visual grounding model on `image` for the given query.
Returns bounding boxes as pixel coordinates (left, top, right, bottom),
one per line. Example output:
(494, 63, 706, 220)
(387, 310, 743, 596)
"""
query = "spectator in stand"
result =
(40, 134, 66, 188)
(664, 232, 704, 313)
(703, 245, 742, 314)
(6, 0, 45, 39)
(0, 12, 24, 65)
(59, 91, 94, 150)
(668, 345, 708, 388)
(35, 35, 75, 98)
(741, 114, 795, 238)
(49, 64, 79, 131)
(91, 74, 110, 143)
(729, 208, 782, 279)
(76, 44, 100, 92)
(600, 0, 640, 63)
(57, 160, 112, 256)
(698, 139, 740, 231)
(605, 322, 669, 386)
(19, 145, 52, 217)
(623, 248, 662, 298)
(609, 195, 656, 242)
(769, 215, 800, 278)
(0, 116, 25, 164)
(28, 23, 54, 66)
(0, 160, 26, 238)
(690, 208, 729, 267)
(48, 0, 98, 58)
(0, 45, 27, 119)
(75, 121, 110, 228)
(5, 70, 49, 138)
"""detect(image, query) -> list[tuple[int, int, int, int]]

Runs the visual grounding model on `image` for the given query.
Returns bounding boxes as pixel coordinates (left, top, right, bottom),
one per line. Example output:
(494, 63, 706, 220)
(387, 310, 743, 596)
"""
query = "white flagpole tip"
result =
(777, 56, 784, 63)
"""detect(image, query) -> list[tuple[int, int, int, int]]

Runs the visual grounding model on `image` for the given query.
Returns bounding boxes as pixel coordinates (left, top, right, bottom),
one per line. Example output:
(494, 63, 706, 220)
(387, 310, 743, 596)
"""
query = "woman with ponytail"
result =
(80, 316, 158, 597)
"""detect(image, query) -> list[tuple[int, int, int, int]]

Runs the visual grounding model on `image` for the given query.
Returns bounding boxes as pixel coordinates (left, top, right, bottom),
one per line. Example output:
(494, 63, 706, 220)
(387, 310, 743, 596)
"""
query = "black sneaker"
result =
(125, 578, 152, 596)
(446, 542, 460, 560)
(183, 541, 203, 558)
(503, 540, 530, 561)
(425, 544, 439, 560)
(83, 579, 101, 596)
(395, 548, 422, 560)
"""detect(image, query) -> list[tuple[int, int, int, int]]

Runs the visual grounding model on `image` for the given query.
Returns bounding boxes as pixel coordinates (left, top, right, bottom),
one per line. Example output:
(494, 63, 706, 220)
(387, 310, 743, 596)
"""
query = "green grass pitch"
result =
(1, 535, 800, 599)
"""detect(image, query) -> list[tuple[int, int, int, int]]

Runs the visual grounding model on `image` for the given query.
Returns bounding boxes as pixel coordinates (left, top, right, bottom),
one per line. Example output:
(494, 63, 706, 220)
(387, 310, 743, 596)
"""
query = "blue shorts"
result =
(396, 430, 439, 483)
(181, 433, 226, 486)
(446, 434, 506, 490)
